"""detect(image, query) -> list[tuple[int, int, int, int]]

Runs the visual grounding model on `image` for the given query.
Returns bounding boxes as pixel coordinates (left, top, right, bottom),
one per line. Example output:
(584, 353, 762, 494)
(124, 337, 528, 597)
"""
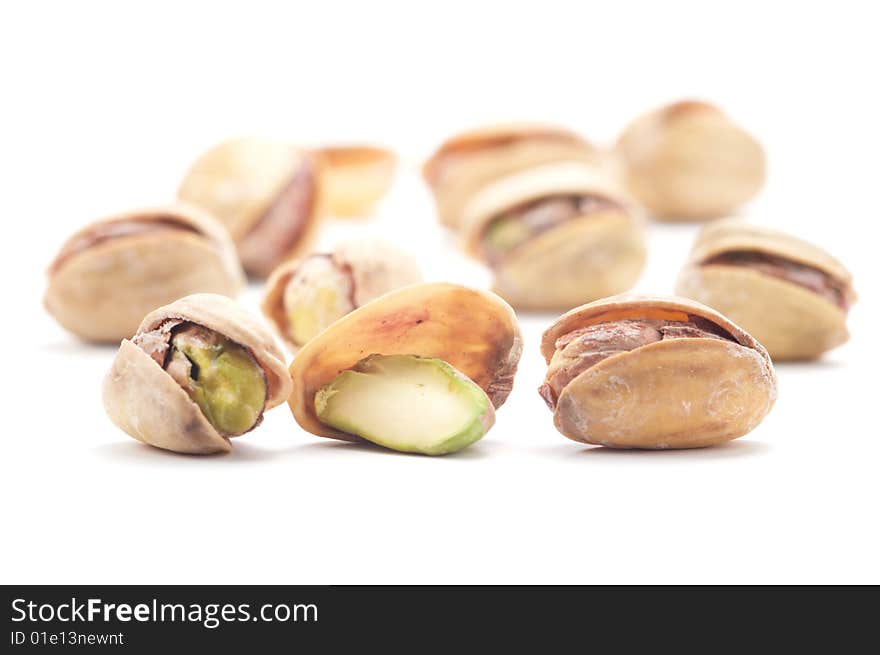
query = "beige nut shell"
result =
(675, 221, 855, 360)
(262, 239, 422, 349)
(288, 282, 523, 442)
(616, 100, 766, 220)
(542, 295, 777, 449)
(461, 161, 646, 311)
(315, 146, 396, 216)
(44, 204, 244, 343)
(177, 137, 323, 276)
(103, 293, 292, 454)
(423, 123, 598, 230)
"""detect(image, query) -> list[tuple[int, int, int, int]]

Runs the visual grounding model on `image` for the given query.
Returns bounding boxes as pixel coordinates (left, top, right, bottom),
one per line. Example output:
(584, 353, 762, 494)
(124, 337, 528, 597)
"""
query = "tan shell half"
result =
(423, 123, 598, 230)
(44, 204, 244, 343)
(103, 293, 292, 454)
(262, 239, 422, 349)
(315, 145, 396, 216)
(461, 161, 646, 311)
(616, 100, 766, 220)
(541, 295, 777, 449)
(288, 282, 523, 441)
(675, 220, 856, 360)
(177, 137, 323, 276)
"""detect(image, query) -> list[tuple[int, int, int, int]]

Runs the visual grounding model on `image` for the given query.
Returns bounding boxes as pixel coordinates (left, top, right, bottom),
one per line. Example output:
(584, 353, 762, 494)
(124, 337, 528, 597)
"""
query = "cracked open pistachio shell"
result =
(423, 123, 599, 230)
(675, 221, 856, 360)
(103, 293, 292, 454)
(288, 282, 523, 452)
(262, 238, 422, 349)
(177, 137, 323, 277)
(540, 295, 777, 449)
(44, 204, 244, 343)
(315, 145, 396, 216)
(616, 100, 765, 220)
(460, 161, 646, 311)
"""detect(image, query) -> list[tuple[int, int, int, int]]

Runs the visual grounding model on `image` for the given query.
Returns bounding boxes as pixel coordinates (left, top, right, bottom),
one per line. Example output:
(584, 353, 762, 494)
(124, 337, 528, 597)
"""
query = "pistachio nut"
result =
(314, 145, 396, 216)
(288, 282, 522, 454)
(103, 293, 292, 454)
(616, 100, 766, 220)
(675, 221, 856, 360)
(460, 161, 646, 311)
(44, 204, 244, 343)
(177, 137, 322, 277)
(261, 239, 422, 349)
(540, 295, 777, 449)
(423, 123, 599, 230)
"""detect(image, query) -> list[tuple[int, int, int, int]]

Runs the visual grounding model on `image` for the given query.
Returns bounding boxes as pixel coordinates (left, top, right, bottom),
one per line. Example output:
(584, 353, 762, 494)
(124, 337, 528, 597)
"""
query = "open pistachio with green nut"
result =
(540, 295, 777, 449)
(288, 282, 522, 455)
(423, 123, 599, 230)
(314, 145, 397, 217)
(616, 100, 766, 220)
(262, 239, 421, 349)
(459, 161, 646, 311)
(103, 294, 292, 454)
(675, 221, 856, 360)
(44, 204, 244, 343)
(178, 137, 322, 277)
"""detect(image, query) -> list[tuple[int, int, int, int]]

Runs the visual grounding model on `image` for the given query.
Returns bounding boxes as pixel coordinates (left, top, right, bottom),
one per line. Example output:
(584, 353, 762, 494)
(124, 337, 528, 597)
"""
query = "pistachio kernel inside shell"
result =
(482, 193, 622, 264)
(140, 323, 268, 437)
(700, 250, 851, 310)
(539, 317, 734, 409)
(282, 255, 356, 346)
(314, 354, 494, 455)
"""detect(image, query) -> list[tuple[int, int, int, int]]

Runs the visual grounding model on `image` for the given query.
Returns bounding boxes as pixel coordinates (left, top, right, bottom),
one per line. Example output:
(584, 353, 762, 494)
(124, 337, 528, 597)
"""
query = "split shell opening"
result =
(261, 239, 422, 350)
(287, 282, 523, 454)
(540, 295, 778, 449)
(177, 137, 323, 278)
(460, 161, 647, 311)
(44, 205, 244, 343)
(675, 220, 856, 360)
(102, 294, 292, 455)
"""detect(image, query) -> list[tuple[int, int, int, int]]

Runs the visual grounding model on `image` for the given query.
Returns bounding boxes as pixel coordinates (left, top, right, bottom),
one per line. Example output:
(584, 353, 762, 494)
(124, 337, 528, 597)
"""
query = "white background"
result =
(1, 1, 878, 584)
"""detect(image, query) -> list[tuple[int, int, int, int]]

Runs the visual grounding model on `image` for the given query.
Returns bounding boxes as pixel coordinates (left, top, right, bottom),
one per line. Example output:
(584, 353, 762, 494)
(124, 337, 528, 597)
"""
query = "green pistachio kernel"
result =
(168, 326, 267, 436)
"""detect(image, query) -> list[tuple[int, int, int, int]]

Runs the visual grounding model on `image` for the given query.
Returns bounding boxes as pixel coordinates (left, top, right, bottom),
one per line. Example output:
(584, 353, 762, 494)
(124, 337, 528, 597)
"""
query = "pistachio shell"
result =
(288, 282, 523, 442)
(315, 145, 396, 216)
(460, 161, 646, 311)
(616, 100, 765, 220)
(103, 293, 292, 454)
(44, 204, 244, 342)
(261, 239, 422, 349)
(675, 221, 855, 360)
(177, 137, 323, 277)
(541, 295, 777, 449)
(423, 123, 598, 230)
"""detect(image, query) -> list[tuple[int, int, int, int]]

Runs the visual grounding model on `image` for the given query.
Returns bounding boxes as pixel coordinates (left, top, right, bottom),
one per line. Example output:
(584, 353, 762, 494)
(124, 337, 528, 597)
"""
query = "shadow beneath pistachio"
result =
(538, 439, 770, 462)
(289, 439, 495, 460)
(91, 440, 304, 464)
